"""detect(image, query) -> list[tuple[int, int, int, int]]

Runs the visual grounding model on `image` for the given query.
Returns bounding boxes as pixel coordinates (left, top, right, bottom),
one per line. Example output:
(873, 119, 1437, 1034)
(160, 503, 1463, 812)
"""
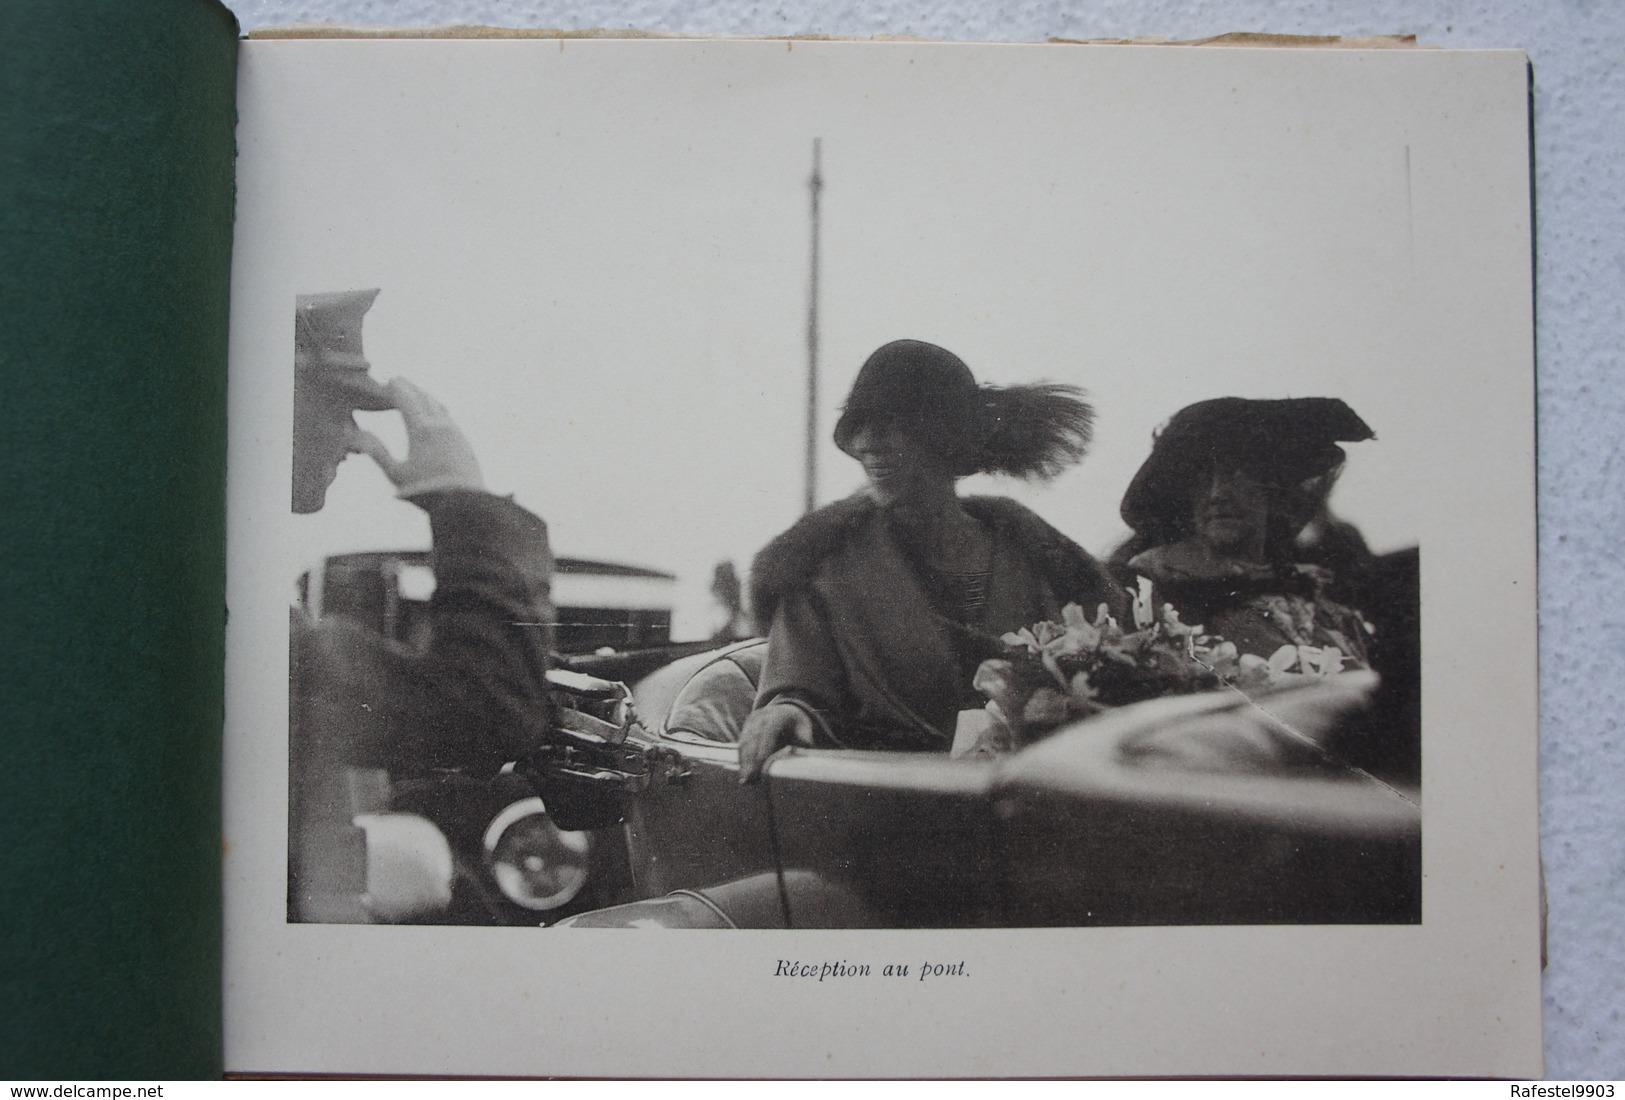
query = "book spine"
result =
(0, 0, 239, 1080)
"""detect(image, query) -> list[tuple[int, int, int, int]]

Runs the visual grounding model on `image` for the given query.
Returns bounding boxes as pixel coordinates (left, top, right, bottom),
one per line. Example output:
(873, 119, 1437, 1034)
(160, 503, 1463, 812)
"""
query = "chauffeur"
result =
(287, 288, 555, 923)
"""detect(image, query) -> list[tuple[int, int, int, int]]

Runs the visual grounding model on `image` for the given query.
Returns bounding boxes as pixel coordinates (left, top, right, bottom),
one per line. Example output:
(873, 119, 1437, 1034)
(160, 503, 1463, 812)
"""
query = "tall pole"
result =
(804, 138, 823, 515)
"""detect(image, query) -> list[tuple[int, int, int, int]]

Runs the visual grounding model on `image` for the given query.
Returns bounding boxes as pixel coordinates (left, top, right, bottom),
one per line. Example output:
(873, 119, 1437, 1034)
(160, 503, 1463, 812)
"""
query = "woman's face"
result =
(1191, 466, 1272, 560)
(848, 420, 955, 508)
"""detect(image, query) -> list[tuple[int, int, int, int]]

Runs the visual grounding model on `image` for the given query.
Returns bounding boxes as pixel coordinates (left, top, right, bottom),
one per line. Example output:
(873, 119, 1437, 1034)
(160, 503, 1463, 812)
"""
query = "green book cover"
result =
(1, 0, 239, 1079)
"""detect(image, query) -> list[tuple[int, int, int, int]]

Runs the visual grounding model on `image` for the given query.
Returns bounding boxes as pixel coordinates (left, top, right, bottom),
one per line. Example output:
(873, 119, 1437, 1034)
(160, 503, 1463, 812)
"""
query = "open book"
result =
(9, 0, 1542, 1079)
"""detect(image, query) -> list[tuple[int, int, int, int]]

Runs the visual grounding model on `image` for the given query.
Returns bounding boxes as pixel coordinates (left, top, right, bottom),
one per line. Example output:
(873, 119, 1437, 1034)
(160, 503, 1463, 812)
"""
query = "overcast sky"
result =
(229, 39, 1529, 638)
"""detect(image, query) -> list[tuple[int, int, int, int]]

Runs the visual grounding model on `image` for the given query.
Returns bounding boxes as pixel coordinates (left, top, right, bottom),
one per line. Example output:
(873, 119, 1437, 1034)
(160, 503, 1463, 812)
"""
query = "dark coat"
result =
(288, 491, 554, 922)
(749, 493, 1122, 750)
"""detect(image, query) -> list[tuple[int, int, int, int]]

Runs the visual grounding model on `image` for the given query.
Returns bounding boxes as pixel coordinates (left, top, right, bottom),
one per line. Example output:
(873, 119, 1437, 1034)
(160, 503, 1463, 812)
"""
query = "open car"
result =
(535, 640, 1421, 929)
(304, 548, 1420, 929)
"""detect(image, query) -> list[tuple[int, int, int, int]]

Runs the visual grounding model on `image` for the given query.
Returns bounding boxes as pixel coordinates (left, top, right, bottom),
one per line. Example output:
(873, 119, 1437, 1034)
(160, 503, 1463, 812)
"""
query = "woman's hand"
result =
(738, 703, 815, 784)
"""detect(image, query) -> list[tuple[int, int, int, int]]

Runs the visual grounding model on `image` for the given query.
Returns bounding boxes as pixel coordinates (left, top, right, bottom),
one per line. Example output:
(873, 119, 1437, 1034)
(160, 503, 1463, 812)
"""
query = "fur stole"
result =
(1128, 540, 1334, 600)
(749, 493, 1117, 630)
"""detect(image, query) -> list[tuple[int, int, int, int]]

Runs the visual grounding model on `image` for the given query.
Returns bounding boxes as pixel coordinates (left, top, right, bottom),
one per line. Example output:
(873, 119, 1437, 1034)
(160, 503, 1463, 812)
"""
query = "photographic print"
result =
(224, 37, 1538, 1077)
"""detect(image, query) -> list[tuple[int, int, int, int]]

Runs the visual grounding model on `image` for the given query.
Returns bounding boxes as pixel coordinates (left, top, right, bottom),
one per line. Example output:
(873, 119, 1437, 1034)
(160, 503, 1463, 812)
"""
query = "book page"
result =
(223, 38, 1539, 1077)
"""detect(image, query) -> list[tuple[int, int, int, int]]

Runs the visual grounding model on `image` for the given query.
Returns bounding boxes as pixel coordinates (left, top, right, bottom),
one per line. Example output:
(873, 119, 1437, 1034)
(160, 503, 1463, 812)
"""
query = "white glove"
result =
(352, 378, 486, 499)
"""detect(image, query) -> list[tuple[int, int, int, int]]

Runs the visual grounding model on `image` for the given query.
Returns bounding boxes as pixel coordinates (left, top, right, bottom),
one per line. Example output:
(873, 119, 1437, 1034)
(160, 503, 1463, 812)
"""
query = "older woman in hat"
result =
(1118, 397, 1376, 669)
(738, 339, 1121, 781)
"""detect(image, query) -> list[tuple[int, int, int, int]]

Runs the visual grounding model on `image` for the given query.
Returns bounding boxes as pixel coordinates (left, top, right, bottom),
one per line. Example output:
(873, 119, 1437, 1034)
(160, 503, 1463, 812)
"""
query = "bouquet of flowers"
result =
(970, 580, 1350, 747)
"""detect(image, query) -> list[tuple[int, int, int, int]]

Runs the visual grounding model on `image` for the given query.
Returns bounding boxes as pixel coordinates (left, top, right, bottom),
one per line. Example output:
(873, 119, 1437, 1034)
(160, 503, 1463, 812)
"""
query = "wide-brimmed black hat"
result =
(834, 339, 1094, 480)
(1120, 396, 1374, 536)
(295, 288, 392, 411)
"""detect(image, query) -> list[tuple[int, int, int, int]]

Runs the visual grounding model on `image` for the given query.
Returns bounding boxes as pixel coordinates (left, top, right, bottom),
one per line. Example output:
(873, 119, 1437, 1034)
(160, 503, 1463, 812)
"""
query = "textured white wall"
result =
(229, 0, 1625, 1079)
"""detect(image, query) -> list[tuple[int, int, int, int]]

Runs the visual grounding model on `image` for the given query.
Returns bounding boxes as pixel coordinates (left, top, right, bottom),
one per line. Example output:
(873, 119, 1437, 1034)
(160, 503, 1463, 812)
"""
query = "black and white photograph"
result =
(224, 35, 1538, 1077)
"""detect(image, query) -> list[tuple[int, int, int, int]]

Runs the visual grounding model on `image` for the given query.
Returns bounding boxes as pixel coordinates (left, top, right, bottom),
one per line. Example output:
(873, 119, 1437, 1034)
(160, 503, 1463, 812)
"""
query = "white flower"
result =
(1267, 644, 1301, 678)
(1001, 627, 1041, 654)
(1132, 576, 1155, 630)
(1060, 602, 1102, 649)
(1068, 670, 1098, 703)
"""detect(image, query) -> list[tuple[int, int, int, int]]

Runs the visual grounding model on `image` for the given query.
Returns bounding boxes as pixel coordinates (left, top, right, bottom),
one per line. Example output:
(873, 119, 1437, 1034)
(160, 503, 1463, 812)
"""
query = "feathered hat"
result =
(1119, 396, 1374, 541)
(833, 339, 1093, 480)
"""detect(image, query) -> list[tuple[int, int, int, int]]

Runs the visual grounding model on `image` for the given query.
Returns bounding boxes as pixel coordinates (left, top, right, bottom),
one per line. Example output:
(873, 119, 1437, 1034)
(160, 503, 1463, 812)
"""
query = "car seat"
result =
(661, 639, 768, 744)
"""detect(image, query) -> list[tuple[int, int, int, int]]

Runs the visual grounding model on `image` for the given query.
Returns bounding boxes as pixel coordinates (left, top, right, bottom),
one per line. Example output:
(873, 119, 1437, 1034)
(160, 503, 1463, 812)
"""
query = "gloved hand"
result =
(737, 702, 815, 784)
(352, 378, 486, 499)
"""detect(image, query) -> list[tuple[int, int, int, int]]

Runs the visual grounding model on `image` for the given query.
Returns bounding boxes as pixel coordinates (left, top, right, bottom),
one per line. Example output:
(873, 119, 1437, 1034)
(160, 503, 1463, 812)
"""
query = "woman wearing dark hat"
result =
(739, 339, 1121, 781)
(1118, 397, 1377, 668)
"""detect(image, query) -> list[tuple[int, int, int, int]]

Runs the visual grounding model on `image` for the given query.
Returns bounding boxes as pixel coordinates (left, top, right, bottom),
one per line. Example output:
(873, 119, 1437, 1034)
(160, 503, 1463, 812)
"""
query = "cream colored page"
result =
(224, 38, 1538, 1077)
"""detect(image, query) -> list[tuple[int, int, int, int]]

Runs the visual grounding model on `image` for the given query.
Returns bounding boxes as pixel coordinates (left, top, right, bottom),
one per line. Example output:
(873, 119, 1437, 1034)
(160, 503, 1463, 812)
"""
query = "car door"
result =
(987, 683, 1423, 926)
(622, 732, 777, 901)
(762, 748, 1005, 928)
(620, 646, 778, 903)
